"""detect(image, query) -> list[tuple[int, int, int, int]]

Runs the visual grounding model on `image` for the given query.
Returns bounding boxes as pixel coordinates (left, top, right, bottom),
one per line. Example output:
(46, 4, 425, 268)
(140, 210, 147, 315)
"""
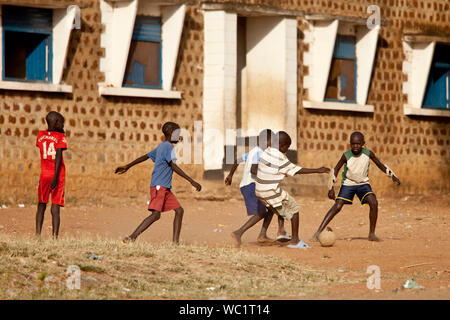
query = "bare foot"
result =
(122, 236, 135, 243)
(368, 233, 382, 242)
(231, 231, 242, 248)
(257, 236, 274, 243)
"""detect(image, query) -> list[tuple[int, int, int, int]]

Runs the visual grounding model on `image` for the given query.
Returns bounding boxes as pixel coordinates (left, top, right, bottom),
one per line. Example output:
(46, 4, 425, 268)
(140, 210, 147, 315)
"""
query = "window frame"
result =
(422, 43, 450, 110)
(1, 5, 53, 83)
(123, 15, 162, 90)
(324, 34, 357, 104)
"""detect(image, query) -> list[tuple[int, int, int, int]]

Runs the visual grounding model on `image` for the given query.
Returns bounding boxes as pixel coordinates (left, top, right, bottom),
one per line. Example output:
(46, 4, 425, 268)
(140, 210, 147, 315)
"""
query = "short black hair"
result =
(258, 129, 273, 148)
(162, 122, 180, 137)
(46, 111, 64, 127)
(276, 131, 291, 147)
(350, 131, 364, 141)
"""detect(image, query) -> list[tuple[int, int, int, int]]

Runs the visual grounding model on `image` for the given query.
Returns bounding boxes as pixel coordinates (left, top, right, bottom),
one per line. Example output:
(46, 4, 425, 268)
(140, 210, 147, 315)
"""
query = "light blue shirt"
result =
(240, 146, 263, 188)
(147, 141, 177, 189)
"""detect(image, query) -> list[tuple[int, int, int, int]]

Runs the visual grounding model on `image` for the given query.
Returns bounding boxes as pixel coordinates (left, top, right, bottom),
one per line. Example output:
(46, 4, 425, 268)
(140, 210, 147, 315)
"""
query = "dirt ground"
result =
(1, 182, 449, 300)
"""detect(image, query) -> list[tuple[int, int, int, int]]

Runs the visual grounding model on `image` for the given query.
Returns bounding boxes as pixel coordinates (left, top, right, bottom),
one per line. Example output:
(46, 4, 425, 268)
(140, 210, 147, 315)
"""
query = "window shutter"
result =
(132, 16, 161, 42)
(333, 35, 356, 60)
(2, 6, 52, 33)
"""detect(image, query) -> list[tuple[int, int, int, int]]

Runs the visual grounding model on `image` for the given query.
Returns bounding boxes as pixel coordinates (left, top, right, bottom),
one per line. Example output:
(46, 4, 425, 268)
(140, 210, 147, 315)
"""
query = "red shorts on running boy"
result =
(148, 186, 181, 212)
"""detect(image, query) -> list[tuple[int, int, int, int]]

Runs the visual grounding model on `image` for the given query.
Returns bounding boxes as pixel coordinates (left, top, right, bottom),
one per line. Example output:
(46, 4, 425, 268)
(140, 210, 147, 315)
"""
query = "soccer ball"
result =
(318, 227, 336, 247)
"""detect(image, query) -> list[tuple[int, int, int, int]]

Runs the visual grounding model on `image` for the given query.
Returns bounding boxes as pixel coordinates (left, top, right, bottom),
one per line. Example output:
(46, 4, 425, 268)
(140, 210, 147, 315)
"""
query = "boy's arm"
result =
(250, 164, 258, 175)
(369, 151, 401, 185)
(225, 153, 247, 185)
(225, 163, 239, 185)
(296, 167, 330, 174)
(170, 162, 202, 191)
(327, 154, 347, 200)
(115, 154, 149, 174)
(50, 149, 64, 190)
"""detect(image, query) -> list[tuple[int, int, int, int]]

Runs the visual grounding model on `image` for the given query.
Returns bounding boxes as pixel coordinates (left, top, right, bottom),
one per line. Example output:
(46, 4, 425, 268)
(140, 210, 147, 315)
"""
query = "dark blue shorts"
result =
(240, 183, 267, 215)
(337, 184, 376, 205)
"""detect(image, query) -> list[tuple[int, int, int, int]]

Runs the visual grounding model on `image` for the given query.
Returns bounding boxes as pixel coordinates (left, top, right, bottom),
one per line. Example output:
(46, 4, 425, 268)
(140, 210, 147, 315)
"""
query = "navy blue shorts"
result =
(337, 184, 376, 205)
(240, 183, 267, 215)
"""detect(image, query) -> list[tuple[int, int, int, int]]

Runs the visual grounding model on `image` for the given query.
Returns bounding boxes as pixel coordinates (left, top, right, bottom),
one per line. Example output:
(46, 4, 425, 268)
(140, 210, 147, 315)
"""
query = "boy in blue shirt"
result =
(115, 122, 201, 244)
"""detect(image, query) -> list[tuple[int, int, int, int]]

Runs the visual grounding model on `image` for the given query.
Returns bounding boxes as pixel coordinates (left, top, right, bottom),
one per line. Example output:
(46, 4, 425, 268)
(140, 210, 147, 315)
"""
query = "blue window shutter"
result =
(423, 44, 450, 109)
(2, 6, 52, 33)
(123, 16, 162, 89)
(333, 35, 356, 60)
(26, 36, 47, 81)
(132, 16, 161, 42)
(423, 68, 448, 109)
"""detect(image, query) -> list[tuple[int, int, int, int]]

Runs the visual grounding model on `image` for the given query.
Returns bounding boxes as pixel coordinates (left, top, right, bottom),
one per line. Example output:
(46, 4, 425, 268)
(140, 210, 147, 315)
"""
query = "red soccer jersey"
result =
(36, 130, 67, 176)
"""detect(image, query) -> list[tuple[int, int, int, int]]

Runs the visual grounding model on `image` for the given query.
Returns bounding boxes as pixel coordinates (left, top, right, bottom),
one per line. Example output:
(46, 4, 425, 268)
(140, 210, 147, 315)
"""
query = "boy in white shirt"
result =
(225, 129, 290, 247)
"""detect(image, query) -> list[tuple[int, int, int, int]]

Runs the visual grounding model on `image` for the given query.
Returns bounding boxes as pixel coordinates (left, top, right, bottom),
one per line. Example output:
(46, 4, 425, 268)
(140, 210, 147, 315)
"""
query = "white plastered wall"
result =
(245, 17, 297, 150)
(402, 41, 435, 108)
(356, 25, 379, 105)
(52, 7, 76, 84)
(303, 19, 338, 102)
(100, 0, 138, 87)
(203, 10, 237, 171)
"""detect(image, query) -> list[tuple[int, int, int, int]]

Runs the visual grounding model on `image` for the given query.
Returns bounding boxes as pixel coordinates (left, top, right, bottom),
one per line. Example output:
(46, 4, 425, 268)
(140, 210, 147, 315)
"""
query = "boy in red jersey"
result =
(35, 111, 67, 239)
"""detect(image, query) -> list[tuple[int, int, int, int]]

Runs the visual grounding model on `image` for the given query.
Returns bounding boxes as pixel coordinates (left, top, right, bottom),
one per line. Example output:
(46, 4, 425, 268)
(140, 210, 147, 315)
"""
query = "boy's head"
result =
(162, 122, 181, 143)
(46, 111, 65, 133)
(274, 131, 291, 154)
(258, 129, 273, 149)
(350, 131, 365, 155)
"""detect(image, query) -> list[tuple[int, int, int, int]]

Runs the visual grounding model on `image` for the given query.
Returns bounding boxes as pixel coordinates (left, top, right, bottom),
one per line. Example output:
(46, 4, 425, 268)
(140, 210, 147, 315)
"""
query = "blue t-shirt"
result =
(147, 141, 177, 189)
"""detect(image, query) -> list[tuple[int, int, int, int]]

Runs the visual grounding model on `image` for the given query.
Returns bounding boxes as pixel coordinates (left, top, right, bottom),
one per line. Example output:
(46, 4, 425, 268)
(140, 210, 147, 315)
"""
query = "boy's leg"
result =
(125, 211, 161, 242)
(35, 203, 47, 236)
(277, 215, 287, 236)
(231, 212, 267, 248)
(365, 195, 381, 241)
(312, 199, 345, 240)
(50, 204, 61, 239)
(290, 212, 300, 244)
(172, 207, 184, 244)
(257, 209, 274, 242)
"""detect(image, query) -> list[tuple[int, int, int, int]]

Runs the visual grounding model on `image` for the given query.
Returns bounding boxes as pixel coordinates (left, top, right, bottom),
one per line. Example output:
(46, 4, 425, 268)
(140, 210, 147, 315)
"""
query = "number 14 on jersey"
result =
(43, 141, 56, 160)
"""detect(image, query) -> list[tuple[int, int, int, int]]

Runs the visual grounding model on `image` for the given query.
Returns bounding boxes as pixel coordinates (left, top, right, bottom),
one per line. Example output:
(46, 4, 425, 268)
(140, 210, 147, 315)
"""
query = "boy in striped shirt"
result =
(227, 129, 289, 248)
(255, 131, 330, 249)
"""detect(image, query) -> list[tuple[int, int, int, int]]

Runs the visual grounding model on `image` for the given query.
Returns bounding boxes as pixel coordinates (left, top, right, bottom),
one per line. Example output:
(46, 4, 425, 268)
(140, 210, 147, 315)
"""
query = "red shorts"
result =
(148, 186, 181, 212)
(38, 174, 65, 206)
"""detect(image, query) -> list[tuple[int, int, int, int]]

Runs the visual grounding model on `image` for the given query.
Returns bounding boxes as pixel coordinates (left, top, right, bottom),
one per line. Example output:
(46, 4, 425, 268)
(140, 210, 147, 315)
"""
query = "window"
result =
(302, 17, 379, 113)
(2, 6, 52, 83)
(422, 44, 450, 110)
(325, 35, 356, 103)
(98, 0, 186, 99)
(123, 16, 162, 89)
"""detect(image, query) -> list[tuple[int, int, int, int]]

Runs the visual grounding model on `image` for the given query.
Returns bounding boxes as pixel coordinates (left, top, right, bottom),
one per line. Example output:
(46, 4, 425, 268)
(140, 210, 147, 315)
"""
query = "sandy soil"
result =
(1, 184, 449, 300)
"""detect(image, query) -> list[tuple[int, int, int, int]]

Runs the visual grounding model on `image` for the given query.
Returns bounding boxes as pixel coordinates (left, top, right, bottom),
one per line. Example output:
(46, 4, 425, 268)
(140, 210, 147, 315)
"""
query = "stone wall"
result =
(0, 0, 449, 205)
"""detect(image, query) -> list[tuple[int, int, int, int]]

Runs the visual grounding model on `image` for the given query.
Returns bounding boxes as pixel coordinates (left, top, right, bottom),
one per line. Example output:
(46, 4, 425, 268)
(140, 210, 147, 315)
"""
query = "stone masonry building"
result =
(0, 0, 449, 204)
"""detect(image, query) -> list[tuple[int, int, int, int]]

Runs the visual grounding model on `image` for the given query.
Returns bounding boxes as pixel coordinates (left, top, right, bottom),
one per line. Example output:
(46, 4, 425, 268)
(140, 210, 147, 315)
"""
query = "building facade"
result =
(0, 0, 449, 205)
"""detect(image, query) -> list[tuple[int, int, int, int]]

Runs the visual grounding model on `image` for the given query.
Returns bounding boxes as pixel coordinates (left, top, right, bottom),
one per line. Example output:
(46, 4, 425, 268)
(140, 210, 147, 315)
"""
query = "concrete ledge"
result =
(99, 86, 182, 99)
(305, 13, 388, 27)
(404, 106, 450, 117)
(0, 81, 72, 93)
(303, 100, 374, 113)
(201, 2, 304, 17)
